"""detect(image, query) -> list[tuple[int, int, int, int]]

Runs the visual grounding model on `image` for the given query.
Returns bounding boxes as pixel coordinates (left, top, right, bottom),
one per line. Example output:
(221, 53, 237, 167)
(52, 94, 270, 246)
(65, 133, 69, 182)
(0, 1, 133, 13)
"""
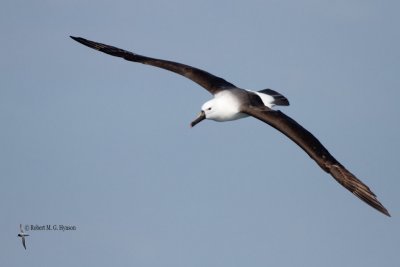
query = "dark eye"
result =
(207, 107, 212, 110)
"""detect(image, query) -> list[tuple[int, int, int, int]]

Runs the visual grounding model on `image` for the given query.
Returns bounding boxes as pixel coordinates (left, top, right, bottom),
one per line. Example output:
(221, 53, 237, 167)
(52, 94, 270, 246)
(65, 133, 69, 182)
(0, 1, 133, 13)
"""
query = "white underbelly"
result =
(213, 112, 249, 122)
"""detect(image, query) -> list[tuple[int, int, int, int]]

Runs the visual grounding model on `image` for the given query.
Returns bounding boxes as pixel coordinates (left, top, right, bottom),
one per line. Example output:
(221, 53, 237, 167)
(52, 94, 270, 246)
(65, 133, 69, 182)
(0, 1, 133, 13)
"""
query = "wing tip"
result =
(330, 165, 391, 217)
(70, 36, 88, 45)
(365, 197, 391, 217)
(70, 36, 87, 47)
(376, 204, 391, 217)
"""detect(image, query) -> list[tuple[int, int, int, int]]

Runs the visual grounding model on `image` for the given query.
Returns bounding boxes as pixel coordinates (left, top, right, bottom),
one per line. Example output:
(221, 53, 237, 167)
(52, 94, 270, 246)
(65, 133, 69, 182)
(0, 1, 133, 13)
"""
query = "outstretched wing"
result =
(70, 36, 235, 95)
(241, 105, 390, 216)
(22, 236, 26, 250)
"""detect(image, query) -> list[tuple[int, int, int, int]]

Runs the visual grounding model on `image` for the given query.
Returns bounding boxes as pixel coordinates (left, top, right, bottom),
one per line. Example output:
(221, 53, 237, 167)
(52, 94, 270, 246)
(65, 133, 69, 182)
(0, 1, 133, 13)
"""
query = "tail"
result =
(258, 89, 289, 106)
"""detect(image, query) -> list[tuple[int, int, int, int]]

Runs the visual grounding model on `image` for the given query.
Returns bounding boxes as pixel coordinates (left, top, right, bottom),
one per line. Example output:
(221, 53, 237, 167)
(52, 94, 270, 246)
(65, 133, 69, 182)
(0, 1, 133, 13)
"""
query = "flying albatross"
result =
(18, 224, 29, 250)
(70, 36, 390, 217)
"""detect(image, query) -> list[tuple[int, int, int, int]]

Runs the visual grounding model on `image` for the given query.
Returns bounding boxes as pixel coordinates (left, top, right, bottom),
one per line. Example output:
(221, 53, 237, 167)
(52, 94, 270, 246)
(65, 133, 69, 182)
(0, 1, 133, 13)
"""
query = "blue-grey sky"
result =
(1, 0, 399, 266)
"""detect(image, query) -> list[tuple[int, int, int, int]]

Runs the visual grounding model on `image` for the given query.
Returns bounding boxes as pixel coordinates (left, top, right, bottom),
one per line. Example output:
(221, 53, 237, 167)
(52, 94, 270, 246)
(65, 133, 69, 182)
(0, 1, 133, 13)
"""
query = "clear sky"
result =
(1, 0, 399, 266)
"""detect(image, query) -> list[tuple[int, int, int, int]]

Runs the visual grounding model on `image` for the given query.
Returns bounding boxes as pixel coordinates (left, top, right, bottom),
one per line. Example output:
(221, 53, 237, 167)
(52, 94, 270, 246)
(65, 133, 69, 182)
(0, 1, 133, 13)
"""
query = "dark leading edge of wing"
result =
(70, 36, 235, 95)
(241, 105, 390, 216)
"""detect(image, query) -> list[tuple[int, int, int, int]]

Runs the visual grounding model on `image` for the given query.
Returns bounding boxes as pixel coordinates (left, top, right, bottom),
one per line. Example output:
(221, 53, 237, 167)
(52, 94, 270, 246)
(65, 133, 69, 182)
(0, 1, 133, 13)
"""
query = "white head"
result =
(190, 99, 216, 127)
(190, 93, 244, 127)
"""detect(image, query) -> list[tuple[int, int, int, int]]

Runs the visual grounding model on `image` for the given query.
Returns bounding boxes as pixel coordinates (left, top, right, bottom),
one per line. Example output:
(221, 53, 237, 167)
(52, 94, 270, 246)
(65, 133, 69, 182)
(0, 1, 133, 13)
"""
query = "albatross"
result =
(70, 36, 390, 217)
(18, 224, 29, 250)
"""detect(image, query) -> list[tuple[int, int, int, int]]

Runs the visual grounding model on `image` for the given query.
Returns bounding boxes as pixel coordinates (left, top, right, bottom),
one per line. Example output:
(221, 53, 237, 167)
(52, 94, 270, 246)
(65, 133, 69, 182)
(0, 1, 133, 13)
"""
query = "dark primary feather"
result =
(70, 36, 235, 95)
(241, 105, 390, 216)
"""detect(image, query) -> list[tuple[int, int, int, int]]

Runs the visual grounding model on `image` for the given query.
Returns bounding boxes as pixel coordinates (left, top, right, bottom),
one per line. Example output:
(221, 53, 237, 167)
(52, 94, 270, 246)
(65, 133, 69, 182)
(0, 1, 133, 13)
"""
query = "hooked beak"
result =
(190, 110, 206, 127)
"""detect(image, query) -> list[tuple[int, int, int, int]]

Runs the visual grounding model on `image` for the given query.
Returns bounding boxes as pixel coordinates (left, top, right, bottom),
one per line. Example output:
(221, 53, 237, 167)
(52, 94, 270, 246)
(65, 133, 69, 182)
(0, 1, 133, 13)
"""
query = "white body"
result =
(201, 89, 275, 122)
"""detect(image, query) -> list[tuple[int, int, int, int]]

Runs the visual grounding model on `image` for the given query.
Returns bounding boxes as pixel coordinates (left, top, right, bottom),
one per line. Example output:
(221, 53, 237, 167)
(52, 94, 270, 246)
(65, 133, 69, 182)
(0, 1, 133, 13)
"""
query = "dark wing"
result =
(22, 236, 26, 250)
(241, 105, 390, 217)
(70, 36, 235, 95)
